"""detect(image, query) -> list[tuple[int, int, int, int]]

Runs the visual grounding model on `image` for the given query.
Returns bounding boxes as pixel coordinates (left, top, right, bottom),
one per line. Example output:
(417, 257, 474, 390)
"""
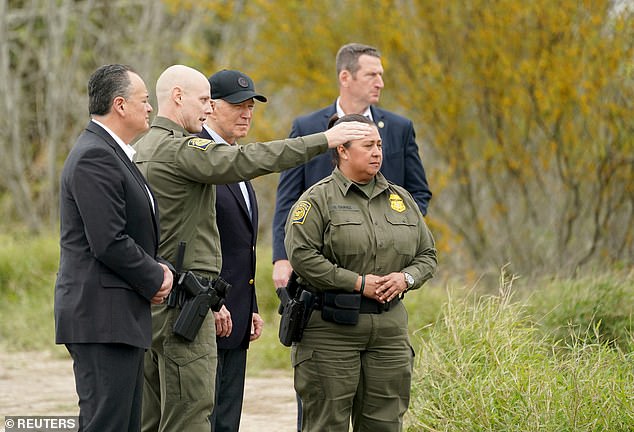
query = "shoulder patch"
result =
(291, 201, 312, 224)
(389, 193, 406, 213)
(187, 138, 212, 151)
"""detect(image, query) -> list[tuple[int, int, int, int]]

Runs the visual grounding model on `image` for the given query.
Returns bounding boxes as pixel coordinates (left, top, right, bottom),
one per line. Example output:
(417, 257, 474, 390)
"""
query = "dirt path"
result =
(0, 351, 297, 431)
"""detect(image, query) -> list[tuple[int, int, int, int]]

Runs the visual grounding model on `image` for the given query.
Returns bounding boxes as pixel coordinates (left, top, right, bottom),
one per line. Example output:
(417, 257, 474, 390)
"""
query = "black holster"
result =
(278, 295, 305, 347)
(277, 274, 314, 347)
(172, 272, 230, 342)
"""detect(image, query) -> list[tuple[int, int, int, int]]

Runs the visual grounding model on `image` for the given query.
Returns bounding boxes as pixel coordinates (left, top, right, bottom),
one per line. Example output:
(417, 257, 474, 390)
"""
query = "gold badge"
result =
(187, 138, 212, 151)
(389, 193, 406, 213)
(291, 201, 312, 224)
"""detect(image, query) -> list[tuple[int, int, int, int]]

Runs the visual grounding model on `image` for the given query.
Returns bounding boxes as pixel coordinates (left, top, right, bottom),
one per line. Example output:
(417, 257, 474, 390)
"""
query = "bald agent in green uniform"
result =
(285, 114, 437, 432)
(134, 65, 373, 432)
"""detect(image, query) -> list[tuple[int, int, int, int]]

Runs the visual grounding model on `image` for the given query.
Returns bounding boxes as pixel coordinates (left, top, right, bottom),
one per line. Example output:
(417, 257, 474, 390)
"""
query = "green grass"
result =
(0, 232, 65, 355)
(525, 273, 634, 351)
(3, 231, 634, 429)
(408, 271, 634, 431)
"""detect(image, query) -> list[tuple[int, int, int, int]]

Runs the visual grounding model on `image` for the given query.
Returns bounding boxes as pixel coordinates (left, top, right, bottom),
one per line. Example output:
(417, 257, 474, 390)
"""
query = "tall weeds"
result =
(409, 270, 634, 431)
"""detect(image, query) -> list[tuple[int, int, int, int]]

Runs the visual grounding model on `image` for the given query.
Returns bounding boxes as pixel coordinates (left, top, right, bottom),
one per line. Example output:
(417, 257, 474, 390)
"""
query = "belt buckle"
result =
(382, 297, 398, 312)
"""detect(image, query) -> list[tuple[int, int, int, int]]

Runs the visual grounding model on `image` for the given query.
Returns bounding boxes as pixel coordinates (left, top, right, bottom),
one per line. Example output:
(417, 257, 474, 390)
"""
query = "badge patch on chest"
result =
(389, 193, 406, 213)
(187, 138, 211, 151)
(291, 201, 312, 224)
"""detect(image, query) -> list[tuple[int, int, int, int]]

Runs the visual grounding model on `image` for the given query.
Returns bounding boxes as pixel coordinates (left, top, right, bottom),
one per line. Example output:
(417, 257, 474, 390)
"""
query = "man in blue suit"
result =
(271, 43, 433, 431)
(198, 69, 266, 432)
(272, 43, 432, 289)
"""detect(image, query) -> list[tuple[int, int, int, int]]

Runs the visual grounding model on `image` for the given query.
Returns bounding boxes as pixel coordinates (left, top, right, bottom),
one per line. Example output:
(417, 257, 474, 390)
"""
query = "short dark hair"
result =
(328, 113, 377, 166)
(88, 64, 136, 116)
(335, 43, 381, 76)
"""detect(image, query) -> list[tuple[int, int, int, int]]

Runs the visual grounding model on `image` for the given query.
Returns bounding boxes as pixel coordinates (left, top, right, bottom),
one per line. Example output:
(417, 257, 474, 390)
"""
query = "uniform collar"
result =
(150, 116, 190, 138)
(331, 167, 389, 197)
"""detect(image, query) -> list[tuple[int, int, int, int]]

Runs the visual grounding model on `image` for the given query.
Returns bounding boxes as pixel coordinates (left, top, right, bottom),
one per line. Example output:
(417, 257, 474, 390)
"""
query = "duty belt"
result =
(310, 292, 400, 314)
(359, 296, 400, 314)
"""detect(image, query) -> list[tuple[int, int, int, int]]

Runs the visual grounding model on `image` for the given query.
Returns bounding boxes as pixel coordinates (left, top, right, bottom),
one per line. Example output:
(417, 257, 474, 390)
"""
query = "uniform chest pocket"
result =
(385, 212, 419, 256)
(328, 213, 366, 255)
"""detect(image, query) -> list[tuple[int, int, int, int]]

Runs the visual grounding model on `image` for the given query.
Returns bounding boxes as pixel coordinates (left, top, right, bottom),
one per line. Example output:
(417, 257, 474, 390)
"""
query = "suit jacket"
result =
(55, 121, 164, 349)
(272, 102, 432, 262)
(198, 128, 259, 350)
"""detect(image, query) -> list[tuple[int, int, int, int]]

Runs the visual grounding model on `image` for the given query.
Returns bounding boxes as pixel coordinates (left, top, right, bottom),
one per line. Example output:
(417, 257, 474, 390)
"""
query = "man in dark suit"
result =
(198, 69, 267, 432)
(271, 43, 433, 431)
(273, 42, 432, 289)
(55, 64, 173, 432)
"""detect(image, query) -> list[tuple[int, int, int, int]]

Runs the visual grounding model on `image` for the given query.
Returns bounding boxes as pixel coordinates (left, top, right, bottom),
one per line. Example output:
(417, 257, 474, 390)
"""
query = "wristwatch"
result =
(403, 272, 415, 290)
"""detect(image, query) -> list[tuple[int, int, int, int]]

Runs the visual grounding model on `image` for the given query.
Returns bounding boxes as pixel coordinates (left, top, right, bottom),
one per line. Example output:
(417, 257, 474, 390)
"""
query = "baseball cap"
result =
(209, 69, 267, 104)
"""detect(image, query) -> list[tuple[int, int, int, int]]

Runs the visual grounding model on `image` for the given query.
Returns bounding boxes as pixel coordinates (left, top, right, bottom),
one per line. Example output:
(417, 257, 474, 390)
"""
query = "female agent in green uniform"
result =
(285, 114, 437, 431)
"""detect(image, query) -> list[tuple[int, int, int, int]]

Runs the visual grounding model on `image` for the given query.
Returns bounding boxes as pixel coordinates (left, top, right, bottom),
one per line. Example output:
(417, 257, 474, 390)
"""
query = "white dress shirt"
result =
(202, 124, 252, 217)
(91, 119, 155, 213)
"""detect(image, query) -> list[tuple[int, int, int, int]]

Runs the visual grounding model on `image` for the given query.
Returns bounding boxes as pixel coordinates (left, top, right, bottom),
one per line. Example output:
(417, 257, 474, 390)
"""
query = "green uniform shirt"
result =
(134, 116, 328, 276)
(285, 167, 437, 292)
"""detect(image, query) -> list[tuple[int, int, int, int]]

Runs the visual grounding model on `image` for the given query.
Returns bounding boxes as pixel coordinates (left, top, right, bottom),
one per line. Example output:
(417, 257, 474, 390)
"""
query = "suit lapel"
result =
(370, 106, 389, 151)
(87, 122, 142, 183)
(244, 181, 257, 228)
(321, 103, 337, 129)
(198, 127, 212, 140)
(87, 122, 160, 247)
(198, 127, 257, 231)
(227, 183, 253, 226)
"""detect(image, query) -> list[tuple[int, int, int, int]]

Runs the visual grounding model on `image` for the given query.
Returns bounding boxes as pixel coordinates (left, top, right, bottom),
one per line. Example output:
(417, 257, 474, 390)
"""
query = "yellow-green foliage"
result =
(170, 0, 634, 276)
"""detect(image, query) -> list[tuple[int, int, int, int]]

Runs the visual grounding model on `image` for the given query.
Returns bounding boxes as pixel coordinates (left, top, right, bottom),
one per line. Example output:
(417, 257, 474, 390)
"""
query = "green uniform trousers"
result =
(292, 301, 414, 432)
(142, 304, 216, 432)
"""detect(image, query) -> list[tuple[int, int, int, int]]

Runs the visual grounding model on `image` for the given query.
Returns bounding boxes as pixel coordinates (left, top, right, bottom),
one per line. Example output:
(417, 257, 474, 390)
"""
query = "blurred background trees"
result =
(1, 0, 632, 279)
(0, 0, 209, 230)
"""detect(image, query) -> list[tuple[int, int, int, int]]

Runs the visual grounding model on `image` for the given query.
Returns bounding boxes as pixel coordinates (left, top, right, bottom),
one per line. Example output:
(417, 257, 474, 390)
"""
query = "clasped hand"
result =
(151, 263, 174, 304)
(362, 272, 408, 303)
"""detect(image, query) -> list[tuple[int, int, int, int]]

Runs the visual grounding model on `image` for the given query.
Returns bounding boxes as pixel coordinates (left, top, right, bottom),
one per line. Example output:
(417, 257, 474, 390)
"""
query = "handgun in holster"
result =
(166, 241, 231, 342)
(276, 272, 314, 347)
(172, 271, 230, 342)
